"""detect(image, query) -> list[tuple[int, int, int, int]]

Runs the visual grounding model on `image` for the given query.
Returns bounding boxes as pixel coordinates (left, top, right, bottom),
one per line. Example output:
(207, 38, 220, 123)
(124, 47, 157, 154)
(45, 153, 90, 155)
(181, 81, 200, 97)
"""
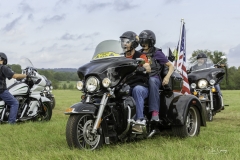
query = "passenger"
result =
(120, 31, 151, 133)
(139, 30, 174, 122)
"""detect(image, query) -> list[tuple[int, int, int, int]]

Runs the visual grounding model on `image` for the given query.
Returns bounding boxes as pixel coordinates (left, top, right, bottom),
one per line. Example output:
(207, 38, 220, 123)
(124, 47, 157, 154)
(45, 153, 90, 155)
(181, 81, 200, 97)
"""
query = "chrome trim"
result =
(91, 93, 108, 133)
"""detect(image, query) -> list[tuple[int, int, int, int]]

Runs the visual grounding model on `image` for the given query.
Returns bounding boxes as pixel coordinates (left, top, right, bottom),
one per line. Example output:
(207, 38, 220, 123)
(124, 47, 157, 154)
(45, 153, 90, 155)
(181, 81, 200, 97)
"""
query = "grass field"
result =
(1, 90, 240, 160)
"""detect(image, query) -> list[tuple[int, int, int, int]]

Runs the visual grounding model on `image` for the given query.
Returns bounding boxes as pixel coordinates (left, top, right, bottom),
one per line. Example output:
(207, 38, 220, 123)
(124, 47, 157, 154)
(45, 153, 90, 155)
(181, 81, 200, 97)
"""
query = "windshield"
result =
(188, 57, 214, 71)
(92, 40, 124, 60)
(18, 57, 34, 70)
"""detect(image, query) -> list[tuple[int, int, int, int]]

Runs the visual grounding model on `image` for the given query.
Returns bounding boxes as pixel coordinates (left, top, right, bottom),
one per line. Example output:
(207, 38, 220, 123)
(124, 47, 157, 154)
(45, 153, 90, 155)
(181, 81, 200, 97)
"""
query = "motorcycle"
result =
(42, 75, 56, 109)
(187, 56, 227, 121)
(0, 58, 52, 124)
(64, 40, 206, 150)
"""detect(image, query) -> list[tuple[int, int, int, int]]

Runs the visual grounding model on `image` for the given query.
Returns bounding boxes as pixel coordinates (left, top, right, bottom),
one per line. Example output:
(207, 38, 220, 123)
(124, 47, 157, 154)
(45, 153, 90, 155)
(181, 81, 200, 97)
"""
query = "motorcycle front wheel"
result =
(33, 102, 52, 121)
(50, 97, 56, 109)
(172, 105, 200, 138)
(66, 114, 103, 150)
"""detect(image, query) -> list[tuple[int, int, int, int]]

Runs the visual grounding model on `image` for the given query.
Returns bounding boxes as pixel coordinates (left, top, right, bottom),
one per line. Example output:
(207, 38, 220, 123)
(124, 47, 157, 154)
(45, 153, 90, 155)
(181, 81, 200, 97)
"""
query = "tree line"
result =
(8, 50, 240, 90)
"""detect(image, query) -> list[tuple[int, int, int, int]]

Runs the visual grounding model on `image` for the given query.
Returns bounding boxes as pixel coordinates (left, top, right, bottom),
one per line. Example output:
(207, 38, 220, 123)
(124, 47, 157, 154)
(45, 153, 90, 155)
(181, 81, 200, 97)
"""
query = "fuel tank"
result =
(8, 82, 29, 96)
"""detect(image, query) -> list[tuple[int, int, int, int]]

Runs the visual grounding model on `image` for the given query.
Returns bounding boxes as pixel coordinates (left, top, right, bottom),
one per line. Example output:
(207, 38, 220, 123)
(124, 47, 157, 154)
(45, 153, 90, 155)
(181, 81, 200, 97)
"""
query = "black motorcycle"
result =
(64, 40, 206, 150)
(42, 76, 56, 109)
(188, 56, 227, 121)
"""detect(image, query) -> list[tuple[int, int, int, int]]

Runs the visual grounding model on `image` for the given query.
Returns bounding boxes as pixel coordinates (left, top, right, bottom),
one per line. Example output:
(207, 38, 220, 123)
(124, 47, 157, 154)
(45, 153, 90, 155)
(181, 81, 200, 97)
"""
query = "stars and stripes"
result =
(176, 22, 190, 94)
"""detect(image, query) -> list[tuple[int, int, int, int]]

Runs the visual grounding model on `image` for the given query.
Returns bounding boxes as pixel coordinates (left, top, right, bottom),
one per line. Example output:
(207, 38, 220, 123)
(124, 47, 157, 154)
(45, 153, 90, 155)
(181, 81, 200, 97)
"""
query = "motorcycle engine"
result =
(15, 96, 27, 116)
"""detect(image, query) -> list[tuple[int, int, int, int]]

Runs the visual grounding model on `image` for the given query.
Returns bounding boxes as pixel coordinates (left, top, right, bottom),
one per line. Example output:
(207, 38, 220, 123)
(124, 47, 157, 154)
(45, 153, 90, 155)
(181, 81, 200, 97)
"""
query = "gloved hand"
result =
(136, 66, 146, 74)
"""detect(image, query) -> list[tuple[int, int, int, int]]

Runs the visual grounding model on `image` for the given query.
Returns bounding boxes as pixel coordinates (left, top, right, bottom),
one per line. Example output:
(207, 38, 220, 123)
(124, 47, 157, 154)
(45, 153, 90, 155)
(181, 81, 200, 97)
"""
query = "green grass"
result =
(1, 90, 240, 160)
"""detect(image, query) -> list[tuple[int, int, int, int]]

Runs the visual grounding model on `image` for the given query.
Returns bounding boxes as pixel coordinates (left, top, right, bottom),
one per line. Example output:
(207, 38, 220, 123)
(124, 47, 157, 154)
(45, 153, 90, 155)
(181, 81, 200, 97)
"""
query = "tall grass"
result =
(1, 90, 240, 160)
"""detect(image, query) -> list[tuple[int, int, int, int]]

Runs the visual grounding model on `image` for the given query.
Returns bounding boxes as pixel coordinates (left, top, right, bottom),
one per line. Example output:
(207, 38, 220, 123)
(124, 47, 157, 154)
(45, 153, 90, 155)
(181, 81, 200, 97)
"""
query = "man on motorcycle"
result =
(138, 30, 174, 122)
(190, 52, 222, 95)
(0, 52, 27, 124)
(120, 31, 151, 132)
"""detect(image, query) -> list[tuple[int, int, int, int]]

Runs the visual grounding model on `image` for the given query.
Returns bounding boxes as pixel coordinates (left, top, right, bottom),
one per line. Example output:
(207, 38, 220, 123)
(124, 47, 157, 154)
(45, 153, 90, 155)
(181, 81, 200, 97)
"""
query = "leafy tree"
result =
(63, 83, 67, 90)
(68, 83, 74, 89)
(8, 64, 21, 73)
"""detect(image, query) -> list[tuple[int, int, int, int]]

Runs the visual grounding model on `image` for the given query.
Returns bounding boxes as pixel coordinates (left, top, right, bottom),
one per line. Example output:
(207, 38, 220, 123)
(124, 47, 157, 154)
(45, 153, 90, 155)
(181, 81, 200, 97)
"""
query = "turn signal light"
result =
(65, 108, 74, 113)
(211, 87, 216, 92)
(193, 91, 198, 96)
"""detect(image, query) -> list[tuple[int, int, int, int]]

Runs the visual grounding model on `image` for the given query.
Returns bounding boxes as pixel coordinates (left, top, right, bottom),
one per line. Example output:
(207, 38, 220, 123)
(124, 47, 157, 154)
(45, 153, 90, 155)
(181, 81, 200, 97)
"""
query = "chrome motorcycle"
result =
(188, 56, 227, 121)
(65, 40, 206, 150)
(0, 58, 52, 123)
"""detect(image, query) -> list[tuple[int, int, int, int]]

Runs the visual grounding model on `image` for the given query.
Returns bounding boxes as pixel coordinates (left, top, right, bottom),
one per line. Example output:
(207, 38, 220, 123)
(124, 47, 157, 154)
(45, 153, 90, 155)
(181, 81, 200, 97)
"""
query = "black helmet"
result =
(197, 52, 207, 59)
(0, 52, 8, 65)
(139, 30, 156, 47)
(120, 31, 139, 49)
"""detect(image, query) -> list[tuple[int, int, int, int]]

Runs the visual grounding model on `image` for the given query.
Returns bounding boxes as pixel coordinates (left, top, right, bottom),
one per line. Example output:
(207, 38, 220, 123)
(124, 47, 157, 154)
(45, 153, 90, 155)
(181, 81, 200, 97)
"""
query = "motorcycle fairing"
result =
(64, 102, 98, 115)
(77, 57, 137, 86)
(188, 68, 225, 85)
(167, 94, 206, 126)
(40, 96, 51, 102)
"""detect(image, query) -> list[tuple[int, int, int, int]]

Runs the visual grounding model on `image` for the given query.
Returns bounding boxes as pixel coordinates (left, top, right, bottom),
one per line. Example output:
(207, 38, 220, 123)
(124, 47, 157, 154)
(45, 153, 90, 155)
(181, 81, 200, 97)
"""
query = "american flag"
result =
(176, 22, 190, 94)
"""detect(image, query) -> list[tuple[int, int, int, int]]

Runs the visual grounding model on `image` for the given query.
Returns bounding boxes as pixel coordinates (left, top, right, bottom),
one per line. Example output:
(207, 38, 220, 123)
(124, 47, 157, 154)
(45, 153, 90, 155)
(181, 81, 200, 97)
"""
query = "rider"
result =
(120, 31, 151, 132)
(0, 52, 27, 124)
(190, 52, 212, 71)
(138, 30, 174, 122)
(190, 52, 222, 95)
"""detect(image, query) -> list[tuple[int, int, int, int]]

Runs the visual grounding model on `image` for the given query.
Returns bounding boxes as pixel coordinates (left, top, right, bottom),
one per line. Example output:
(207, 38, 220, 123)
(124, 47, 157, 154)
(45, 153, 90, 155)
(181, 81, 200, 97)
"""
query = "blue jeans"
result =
(215, 84, 222, 96)
(132, 85, 148, 120)
(148, 76, 161, 113)
(0, 90, 19, 124)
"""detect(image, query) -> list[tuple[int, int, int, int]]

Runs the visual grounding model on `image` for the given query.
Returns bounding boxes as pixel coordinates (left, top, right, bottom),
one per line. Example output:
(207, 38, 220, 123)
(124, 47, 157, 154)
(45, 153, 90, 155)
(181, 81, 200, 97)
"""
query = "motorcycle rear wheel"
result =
(172, 105, 200, 138)
(66, 114, 103, 150)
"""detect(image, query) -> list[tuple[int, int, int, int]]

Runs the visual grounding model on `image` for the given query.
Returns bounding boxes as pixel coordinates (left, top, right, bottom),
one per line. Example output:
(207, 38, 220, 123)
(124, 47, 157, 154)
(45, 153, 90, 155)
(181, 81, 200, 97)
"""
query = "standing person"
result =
(139, 30, 174, 122)
(0, 52, 27, 124)
(120, 31, 151, 132)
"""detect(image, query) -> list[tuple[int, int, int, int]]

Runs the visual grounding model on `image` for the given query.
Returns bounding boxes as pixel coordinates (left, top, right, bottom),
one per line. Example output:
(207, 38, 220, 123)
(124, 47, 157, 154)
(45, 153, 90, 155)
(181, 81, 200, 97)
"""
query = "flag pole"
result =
(176, 19, 185, 72)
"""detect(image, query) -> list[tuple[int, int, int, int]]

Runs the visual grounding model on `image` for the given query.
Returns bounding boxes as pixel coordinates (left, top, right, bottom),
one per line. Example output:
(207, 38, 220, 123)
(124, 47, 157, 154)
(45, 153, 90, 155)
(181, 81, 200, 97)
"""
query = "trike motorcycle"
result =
(65, 40, 206, 150)
(188, 56, 227, 121)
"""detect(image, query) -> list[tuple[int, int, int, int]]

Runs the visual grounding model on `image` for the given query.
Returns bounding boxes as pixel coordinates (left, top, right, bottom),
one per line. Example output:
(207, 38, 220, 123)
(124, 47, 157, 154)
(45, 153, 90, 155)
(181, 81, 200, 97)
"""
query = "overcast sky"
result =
(0, 0, 239, 69)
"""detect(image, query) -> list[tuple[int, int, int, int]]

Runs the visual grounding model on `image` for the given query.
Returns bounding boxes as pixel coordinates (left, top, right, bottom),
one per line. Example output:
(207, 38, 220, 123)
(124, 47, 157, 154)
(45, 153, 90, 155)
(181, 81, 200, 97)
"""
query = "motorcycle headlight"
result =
(209, 79, 215, 85)
(45, 86, 50, 91)
(86, 76, 100, 92)
(191, 83, 197, 89)
(198, 79, 208, 89)
(76, 81, 84, 91)
(102, 78, 111, 88)
(50, 86, 53, 90)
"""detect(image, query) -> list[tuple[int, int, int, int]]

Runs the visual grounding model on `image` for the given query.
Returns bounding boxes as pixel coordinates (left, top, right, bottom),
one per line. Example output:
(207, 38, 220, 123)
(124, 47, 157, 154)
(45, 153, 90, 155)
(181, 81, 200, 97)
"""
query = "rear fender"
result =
(64, 102, 97, 115)
(167, 94, 206, 126)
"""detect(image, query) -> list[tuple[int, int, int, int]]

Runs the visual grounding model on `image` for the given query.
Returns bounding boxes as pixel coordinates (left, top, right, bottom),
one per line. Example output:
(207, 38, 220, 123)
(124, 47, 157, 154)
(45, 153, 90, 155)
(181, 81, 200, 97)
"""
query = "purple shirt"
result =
(154, 50, 168, 65)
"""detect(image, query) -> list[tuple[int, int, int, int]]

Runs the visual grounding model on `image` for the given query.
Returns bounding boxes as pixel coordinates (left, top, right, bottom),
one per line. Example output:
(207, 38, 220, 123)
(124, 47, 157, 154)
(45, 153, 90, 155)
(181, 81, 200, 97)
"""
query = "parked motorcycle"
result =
(42, 75, 55, 109)
(65, 40, 206, 150)
(0, 58, 52, 124)
(188, 56, 227, 121)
